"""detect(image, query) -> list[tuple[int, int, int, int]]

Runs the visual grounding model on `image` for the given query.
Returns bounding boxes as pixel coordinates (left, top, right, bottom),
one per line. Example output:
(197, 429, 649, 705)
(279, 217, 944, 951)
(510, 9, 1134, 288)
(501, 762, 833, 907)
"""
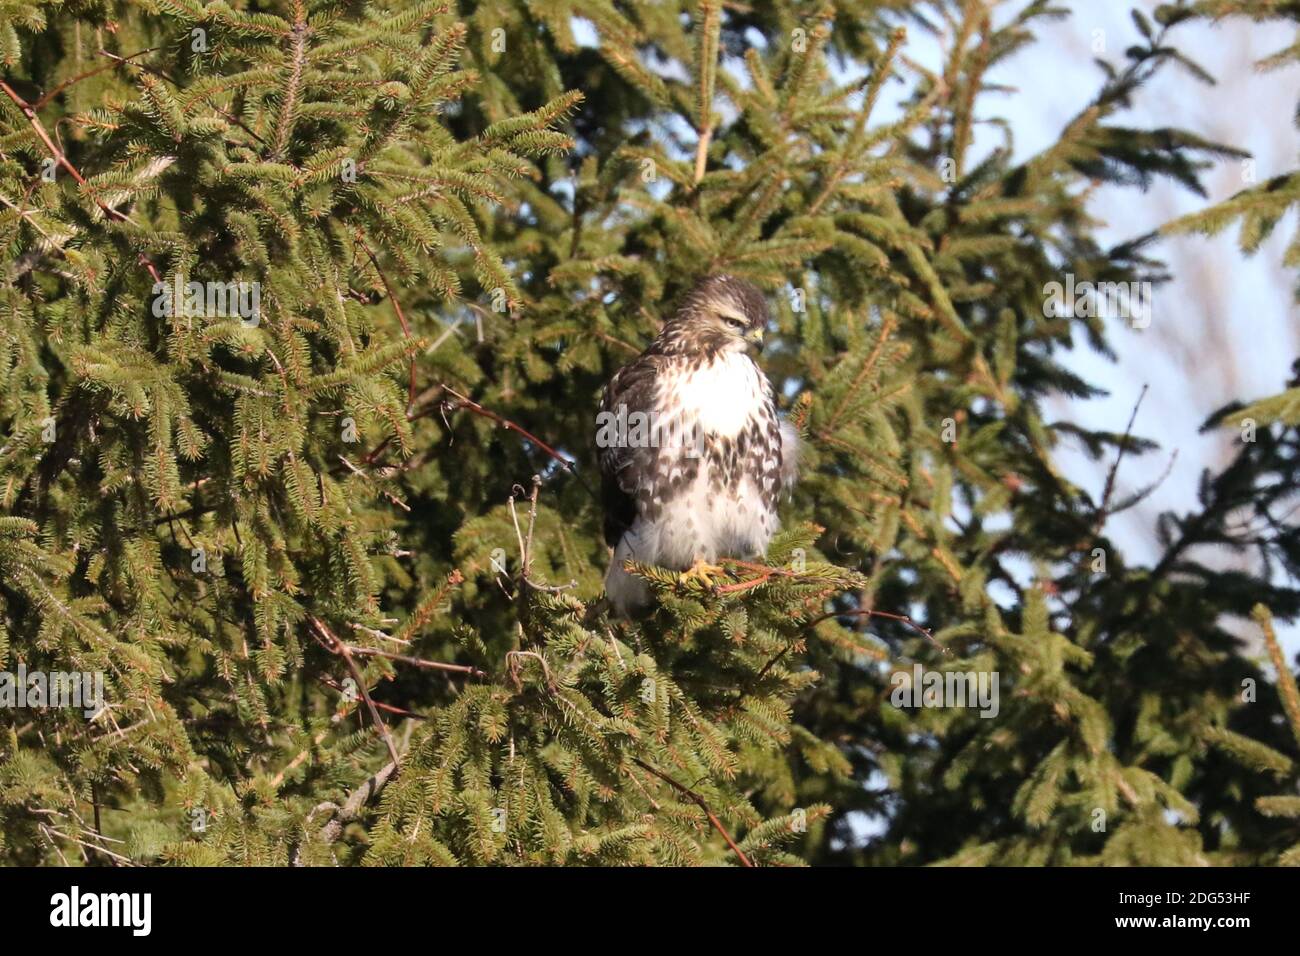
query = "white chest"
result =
(662, 352, 766, 439)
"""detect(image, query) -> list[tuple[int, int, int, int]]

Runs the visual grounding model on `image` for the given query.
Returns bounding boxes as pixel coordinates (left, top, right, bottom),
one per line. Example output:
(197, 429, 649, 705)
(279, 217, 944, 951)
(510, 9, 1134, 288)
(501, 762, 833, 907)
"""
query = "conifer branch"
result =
(0, 79, 162, 282)
(6, 0, 1296, 871)
(821, 314, 898, 436)
(629, 757, 754, 867)
(94, 48, 268, 145)
(807, 26, 907, 216)
(692, 0, 722, 185)
(272, 6, 309, 161)
(337, 454, 410, 511)
(1255, 605, 1300, 751)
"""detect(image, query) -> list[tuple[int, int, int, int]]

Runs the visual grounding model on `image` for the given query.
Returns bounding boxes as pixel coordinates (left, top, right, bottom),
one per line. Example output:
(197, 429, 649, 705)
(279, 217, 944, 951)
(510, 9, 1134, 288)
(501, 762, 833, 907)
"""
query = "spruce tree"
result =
(0, 0, 1296, 867)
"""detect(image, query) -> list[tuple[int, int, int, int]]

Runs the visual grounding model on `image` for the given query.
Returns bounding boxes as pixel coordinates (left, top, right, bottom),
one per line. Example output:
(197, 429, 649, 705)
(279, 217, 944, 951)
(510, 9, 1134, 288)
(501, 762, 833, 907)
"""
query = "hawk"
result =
(597, 274, 798, 616)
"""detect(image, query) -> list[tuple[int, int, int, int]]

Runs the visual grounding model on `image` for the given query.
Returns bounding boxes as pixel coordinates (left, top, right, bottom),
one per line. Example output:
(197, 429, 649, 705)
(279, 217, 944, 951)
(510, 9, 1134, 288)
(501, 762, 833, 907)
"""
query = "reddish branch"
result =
(360, 383, 582, 493)
(439, 384, 581, 478)
(806, 607, 951, 658)
(342, 644, 485, 679)
(0, 78, 162, 283)
(630, 757, 754, 868)
(318, 675, 426, 720)
(359, 239, 418, 413)
(712, 558, 797, 594)
(32, 48, 156, 108)
(308, 615, 401, 766)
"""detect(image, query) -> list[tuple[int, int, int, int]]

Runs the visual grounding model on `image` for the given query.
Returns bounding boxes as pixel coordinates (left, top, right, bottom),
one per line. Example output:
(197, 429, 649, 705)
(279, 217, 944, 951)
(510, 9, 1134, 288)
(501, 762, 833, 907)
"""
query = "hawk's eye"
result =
(723, 316, 745, 331)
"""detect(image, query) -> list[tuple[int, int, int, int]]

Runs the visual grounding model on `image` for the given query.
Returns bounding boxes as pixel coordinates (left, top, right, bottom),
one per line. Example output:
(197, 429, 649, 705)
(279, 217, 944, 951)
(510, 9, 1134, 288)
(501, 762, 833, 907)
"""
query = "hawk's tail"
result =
(605, 537, 651, 618)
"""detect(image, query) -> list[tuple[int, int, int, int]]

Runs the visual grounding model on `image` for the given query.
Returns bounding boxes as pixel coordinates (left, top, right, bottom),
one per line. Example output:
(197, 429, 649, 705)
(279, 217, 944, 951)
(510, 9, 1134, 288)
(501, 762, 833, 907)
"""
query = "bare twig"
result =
(1094, 383, 1149, 533)
(341, 644, 486, 679)
(309, 616, 401, 765)
(39, 823, 133, 866)
(805, 607, 952, 658)
(441, 384, 576, 475)
(270, 728, 330, 789)
(32, 47, 156, 108)
(506, 650, 557, 692)
(312, 759, 398, 850)
(523, 475, 541, 580)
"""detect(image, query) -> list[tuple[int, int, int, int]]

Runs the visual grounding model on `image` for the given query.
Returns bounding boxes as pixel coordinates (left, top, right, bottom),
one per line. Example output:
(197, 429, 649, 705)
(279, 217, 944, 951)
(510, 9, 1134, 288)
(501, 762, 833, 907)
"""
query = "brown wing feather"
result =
(597, 354, 662, 548)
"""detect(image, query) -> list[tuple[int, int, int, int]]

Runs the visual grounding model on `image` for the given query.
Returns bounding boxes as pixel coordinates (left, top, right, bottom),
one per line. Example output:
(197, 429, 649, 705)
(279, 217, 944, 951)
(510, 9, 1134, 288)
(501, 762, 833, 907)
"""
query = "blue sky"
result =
(848, 1, 1300, 655)
(972, 2, 1300, 655)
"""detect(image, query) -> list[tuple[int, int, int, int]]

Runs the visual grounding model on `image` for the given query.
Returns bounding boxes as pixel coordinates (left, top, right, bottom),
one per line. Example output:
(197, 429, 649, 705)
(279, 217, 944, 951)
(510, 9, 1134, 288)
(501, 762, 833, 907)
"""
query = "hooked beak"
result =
(745, 325, 765, 347)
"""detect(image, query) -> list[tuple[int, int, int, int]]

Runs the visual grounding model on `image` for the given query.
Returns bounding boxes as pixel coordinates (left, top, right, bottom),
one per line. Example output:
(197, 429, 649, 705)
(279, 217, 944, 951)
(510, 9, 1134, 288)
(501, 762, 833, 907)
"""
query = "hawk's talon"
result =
(680, 559, 726, 589)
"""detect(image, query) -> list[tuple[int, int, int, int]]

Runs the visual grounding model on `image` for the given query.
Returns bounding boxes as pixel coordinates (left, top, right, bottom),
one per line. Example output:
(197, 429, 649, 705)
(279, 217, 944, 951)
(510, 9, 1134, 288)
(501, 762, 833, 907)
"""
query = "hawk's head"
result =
(658, 274, 770, 355)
